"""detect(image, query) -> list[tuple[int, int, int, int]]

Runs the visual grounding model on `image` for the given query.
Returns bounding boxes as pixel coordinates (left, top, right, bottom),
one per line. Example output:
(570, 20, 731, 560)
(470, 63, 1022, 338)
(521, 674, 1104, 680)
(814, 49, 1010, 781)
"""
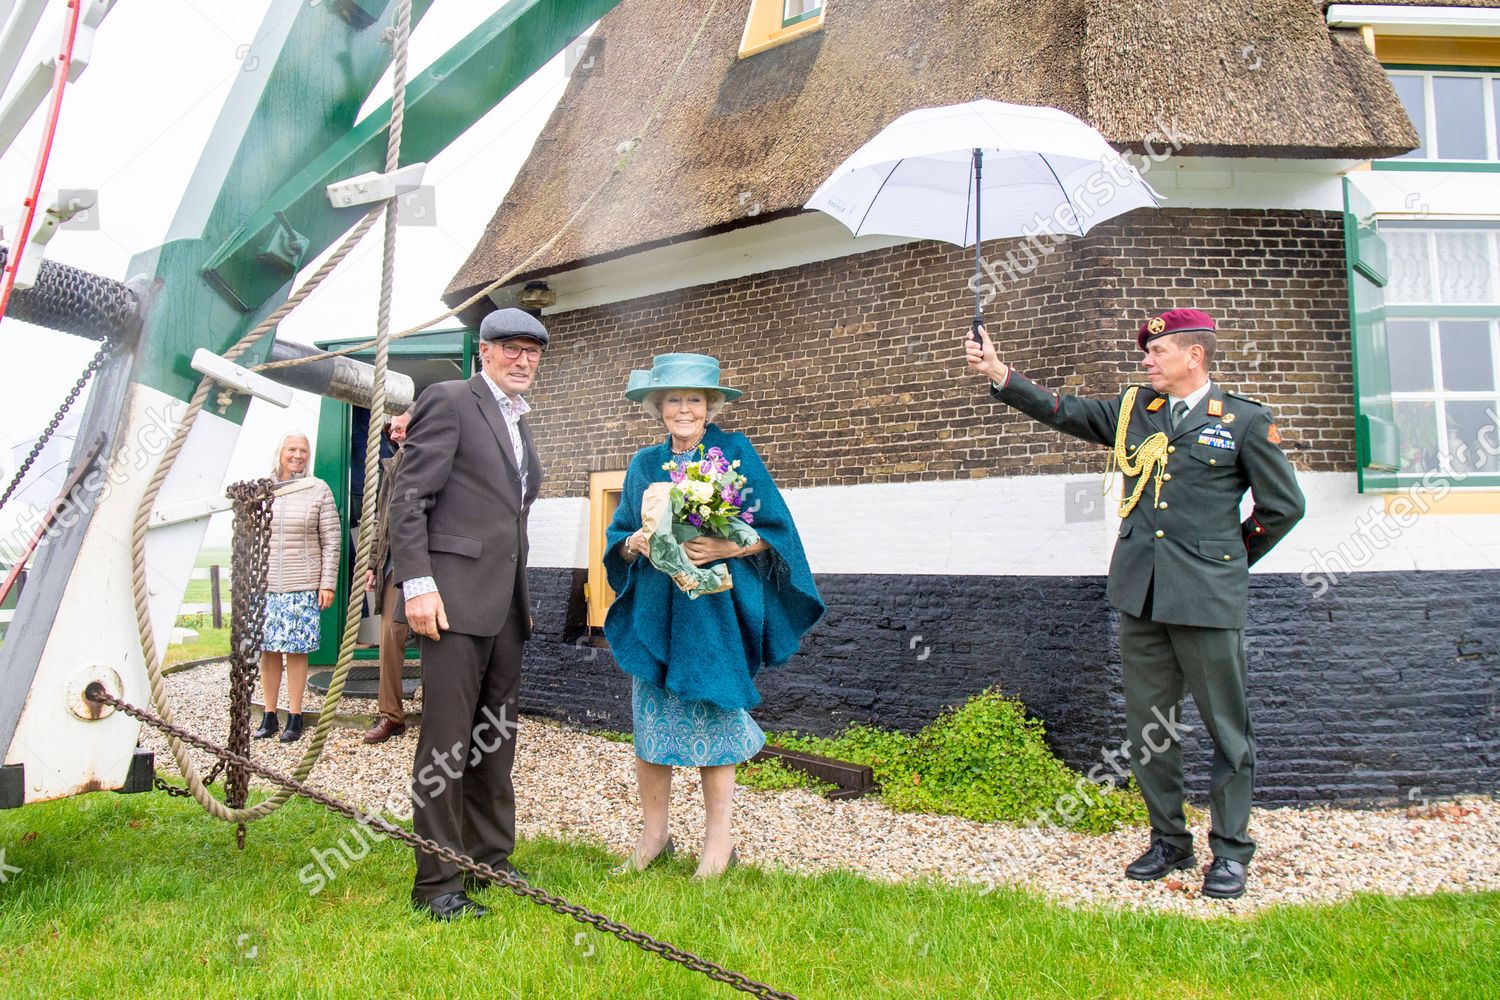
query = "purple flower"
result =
(741, 511, 754, 525)
(670, 469, 685, 483)
(688, 513, 702, 527)
(706, 447, 723, 459)
(722, 486, 739, 505)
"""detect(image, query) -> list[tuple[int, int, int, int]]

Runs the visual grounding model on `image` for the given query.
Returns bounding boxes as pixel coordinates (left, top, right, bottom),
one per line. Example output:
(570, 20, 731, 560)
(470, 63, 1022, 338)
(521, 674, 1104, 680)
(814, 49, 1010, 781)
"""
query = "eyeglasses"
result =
(493, 342, 542, 361)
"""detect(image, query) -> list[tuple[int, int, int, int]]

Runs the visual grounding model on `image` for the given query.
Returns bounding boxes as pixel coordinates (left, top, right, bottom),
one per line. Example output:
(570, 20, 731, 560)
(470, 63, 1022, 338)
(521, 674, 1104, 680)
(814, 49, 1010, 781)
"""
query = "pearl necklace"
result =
(669, 435, 704, 457)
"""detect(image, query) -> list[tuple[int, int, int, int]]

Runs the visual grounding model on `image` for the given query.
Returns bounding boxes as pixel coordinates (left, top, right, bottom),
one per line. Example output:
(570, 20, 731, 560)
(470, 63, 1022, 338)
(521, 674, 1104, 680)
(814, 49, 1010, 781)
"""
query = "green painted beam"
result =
(314, 327, 471, 358)
(134, 0, 439, 406)
(202, 0, 619, 313)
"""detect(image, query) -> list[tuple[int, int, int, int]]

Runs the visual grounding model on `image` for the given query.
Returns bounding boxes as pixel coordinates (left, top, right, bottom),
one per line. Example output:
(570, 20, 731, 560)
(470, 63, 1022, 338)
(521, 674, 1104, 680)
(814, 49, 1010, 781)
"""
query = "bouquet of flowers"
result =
(638, 446, 760, 598)
(664, 445, 755, 535)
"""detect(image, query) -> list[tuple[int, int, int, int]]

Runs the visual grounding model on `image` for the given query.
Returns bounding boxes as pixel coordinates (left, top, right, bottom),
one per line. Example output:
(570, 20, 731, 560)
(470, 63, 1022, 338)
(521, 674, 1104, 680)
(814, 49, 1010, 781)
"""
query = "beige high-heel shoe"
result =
(610, 836, 676, 876)
(692, 847, 738, 879)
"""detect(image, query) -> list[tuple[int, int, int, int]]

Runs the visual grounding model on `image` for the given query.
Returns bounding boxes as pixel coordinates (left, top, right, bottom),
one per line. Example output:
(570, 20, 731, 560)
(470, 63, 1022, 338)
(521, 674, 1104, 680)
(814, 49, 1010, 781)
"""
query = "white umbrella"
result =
(806, 99, 1162, 326)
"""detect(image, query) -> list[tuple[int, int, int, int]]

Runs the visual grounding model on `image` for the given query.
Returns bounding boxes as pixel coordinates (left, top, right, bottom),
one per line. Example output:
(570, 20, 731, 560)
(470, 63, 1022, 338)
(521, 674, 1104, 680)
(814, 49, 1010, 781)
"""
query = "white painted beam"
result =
(1328, 4, 1500, 36)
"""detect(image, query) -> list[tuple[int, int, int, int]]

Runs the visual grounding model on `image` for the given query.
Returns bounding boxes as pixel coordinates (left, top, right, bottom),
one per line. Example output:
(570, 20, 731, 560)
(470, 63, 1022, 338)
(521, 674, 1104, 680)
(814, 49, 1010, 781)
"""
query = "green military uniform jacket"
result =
(992, 372, 1306, 629)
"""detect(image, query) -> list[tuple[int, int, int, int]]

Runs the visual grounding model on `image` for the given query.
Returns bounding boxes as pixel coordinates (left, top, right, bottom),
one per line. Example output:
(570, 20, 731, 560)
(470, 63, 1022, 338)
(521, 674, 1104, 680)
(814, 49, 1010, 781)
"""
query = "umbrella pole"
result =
(972, 147, 983, 339)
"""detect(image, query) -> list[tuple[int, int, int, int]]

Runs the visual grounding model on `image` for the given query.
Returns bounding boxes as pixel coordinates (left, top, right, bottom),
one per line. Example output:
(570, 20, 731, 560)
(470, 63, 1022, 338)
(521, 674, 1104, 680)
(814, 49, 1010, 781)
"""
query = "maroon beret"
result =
(1137, 308, 1217, 351)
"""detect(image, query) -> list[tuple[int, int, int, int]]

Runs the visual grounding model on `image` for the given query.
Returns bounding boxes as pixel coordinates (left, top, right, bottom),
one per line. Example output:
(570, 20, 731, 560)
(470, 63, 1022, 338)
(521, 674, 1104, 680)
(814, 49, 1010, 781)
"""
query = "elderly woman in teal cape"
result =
(604, 354, 824, 878)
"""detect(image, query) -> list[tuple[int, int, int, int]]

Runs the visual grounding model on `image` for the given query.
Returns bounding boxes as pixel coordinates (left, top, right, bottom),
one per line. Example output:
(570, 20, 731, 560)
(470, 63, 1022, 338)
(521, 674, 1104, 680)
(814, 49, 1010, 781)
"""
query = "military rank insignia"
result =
(1222, 412, 1236, 424)
(1206, 398, 1223, 418)
(1146, 397, 1165, 412)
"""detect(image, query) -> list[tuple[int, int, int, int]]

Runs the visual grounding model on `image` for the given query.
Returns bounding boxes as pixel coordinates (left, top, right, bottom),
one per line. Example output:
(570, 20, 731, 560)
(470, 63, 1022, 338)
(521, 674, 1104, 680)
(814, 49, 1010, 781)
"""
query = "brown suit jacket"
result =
(368, 448, 404, 615)
(389, 374, 542, 637)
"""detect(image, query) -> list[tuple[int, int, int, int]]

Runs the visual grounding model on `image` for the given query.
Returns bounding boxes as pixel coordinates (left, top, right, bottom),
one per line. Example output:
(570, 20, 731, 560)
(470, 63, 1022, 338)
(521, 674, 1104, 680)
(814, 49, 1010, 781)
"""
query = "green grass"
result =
(195, 547, 231, 569)
(0, 794, 1495, 999)
(164, 623, 231, 666)
(182, 578, 231, 606)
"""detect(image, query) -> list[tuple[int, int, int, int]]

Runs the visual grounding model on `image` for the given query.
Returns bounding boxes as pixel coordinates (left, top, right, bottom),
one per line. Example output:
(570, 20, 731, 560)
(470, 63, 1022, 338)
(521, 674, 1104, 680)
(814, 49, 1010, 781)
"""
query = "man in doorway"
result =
(390, 308, 546, 920)
(363, 409, 412, 744)
(965, 308, 1305, 899)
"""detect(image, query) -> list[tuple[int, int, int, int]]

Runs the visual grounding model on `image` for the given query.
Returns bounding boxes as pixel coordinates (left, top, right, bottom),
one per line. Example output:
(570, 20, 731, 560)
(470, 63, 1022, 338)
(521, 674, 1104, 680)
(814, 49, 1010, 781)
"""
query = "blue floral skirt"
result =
(632, 676, 765, 767)
(263, 591, 322, 654)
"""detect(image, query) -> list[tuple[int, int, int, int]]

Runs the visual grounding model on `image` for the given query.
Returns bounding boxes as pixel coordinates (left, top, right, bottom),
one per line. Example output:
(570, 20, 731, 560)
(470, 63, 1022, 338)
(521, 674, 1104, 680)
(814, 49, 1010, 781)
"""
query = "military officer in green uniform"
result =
(965, 308, 1305, 899)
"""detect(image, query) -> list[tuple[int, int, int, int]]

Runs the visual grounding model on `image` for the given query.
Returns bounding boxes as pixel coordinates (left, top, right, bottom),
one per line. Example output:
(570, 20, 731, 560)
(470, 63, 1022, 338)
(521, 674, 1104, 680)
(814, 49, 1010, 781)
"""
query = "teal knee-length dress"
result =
(631, 675, 766, 766)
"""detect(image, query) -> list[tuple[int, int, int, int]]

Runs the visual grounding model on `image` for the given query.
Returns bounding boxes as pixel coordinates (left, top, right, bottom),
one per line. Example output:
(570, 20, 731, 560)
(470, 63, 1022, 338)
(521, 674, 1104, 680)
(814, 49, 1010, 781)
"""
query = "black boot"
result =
(253, 710, 279, 739)
(278, 712, 304, 742)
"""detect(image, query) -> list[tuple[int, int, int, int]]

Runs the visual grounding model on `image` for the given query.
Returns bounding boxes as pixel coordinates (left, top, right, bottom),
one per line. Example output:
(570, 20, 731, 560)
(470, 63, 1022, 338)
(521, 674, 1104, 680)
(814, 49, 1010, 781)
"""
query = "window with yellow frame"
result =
(739, 0, 825, 59)
(585, 470, 626, 628)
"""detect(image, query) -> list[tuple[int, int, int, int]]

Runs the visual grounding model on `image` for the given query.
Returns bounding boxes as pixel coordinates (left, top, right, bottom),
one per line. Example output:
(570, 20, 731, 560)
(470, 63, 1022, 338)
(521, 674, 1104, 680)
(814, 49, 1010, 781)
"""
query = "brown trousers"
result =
(378, 575, 411, 724)
(410, 595, 524, 900)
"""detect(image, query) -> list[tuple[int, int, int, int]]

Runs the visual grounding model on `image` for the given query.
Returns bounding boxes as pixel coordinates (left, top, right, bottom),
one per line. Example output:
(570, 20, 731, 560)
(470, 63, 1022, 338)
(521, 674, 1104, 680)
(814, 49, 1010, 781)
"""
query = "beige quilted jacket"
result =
(267, 477, 341, 594)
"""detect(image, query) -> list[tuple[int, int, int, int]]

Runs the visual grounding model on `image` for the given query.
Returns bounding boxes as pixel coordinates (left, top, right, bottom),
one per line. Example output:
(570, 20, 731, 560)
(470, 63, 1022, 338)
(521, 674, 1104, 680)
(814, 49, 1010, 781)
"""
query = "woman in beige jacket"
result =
(253, 433, 340, 743)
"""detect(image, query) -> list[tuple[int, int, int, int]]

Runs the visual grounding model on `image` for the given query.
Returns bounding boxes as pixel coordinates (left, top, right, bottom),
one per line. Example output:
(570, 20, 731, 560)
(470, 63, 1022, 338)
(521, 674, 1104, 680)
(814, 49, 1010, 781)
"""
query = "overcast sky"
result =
(0, 1, 574, 543)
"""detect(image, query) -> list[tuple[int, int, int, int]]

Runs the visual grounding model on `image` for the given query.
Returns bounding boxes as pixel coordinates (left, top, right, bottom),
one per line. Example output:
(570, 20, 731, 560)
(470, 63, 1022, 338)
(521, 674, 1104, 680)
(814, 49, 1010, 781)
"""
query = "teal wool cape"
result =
(603, 425, 825, 711)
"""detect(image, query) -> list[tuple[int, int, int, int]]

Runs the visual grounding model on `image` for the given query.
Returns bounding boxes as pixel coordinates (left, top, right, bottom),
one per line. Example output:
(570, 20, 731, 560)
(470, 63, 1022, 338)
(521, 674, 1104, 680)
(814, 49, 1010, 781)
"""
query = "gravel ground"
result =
(141, 663, 1500, 915)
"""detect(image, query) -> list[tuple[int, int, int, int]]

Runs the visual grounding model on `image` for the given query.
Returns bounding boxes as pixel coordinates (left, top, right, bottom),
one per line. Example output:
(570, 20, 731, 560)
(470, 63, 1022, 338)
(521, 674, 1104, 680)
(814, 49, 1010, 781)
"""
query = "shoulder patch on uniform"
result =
(1146, 397, 1165, 412)
(1267, 422, 1283, 444)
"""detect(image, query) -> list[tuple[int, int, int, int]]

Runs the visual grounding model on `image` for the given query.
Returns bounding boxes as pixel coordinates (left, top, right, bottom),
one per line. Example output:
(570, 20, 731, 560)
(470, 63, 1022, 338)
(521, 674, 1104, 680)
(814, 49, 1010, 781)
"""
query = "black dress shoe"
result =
(1125, 841, 1197, 881)
(252, 711, 279, 739)
(465, 861, 529, 894)
(1202, 857, 1248, 899)
(411, 890, 489, 921)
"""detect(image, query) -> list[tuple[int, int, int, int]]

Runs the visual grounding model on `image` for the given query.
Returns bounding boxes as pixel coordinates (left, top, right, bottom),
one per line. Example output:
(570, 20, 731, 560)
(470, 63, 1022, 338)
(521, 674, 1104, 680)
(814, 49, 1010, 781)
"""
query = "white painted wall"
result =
(529, 470, 1500, 579)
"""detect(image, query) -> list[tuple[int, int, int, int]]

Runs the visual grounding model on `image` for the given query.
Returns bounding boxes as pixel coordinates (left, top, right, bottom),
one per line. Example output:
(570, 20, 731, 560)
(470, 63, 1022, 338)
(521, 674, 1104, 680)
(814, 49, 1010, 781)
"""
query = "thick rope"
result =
(1103, 386, 1170, 518)
(314, 0, 412, 780)
(130, 4, 408, 824)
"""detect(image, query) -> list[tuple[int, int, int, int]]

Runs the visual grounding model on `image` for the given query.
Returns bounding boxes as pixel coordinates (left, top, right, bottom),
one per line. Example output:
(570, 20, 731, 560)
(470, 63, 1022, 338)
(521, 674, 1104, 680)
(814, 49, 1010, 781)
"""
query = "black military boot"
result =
(278, 712, 304, 742)
(253, 710, 279, 739)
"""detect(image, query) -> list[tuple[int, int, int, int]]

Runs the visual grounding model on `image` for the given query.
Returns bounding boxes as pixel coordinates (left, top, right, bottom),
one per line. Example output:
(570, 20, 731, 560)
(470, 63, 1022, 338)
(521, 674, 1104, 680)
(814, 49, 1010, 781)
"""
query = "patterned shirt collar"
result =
(480, 369, 530, 417)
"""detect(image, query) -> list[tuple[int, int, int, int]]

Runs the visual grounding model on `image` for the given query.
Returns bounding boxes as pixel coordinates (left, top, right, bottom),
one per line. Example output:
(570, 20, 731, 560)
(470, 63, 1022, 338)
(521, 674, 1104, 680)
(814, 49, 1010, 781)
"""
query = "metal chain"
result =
(0, 340, 110, 513)
(155, 758, 224, 797)
(91, 687, 798, 1000)
(226, 479, 276, 848)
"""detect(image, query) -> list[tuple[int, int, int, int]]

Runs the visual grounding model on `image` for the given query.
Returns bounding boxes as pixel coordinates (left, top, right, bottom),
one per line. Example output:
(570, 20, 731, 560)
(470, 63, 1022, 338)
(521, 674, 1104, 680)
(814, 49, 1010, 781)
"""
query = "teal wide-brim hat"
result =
(624, 353, 742, 403)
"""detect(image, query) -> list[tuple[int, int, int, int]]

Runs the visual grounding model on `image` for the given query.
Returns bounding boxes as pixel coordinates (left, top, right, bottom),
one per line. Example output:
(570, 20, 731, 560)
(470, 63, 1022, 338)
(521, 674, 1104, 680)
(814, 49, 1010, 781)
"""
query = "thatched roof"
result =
(445, 0, 1420, 307)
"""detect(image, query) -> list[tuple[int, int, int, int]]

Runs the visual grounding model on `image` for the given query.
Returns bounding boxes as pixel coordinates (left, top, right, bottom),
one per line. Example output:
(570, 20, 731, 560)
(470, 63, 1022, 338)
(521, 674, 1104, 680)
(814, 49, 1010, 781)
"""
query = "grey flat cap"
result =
(478, 307, 550, 347)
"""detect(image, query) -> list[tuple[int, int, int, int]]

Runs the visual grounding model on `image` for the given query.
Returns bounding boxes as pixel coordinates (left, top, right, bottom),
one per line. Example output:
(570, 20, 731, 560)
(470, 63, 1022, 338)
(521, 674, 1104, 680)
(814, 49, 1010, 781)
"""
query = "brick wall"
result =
(527, 208, 1354, 497)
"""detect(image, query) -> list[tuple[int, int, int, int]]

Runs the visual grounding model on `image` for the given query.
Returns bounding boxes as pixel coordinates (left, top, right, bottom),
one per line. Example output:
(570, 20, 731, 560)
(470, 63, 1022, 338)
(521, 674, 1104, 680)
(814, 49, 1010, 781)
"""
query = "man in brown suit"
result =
(390, 308, 545, 921)
(362, 409, 412, 744)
